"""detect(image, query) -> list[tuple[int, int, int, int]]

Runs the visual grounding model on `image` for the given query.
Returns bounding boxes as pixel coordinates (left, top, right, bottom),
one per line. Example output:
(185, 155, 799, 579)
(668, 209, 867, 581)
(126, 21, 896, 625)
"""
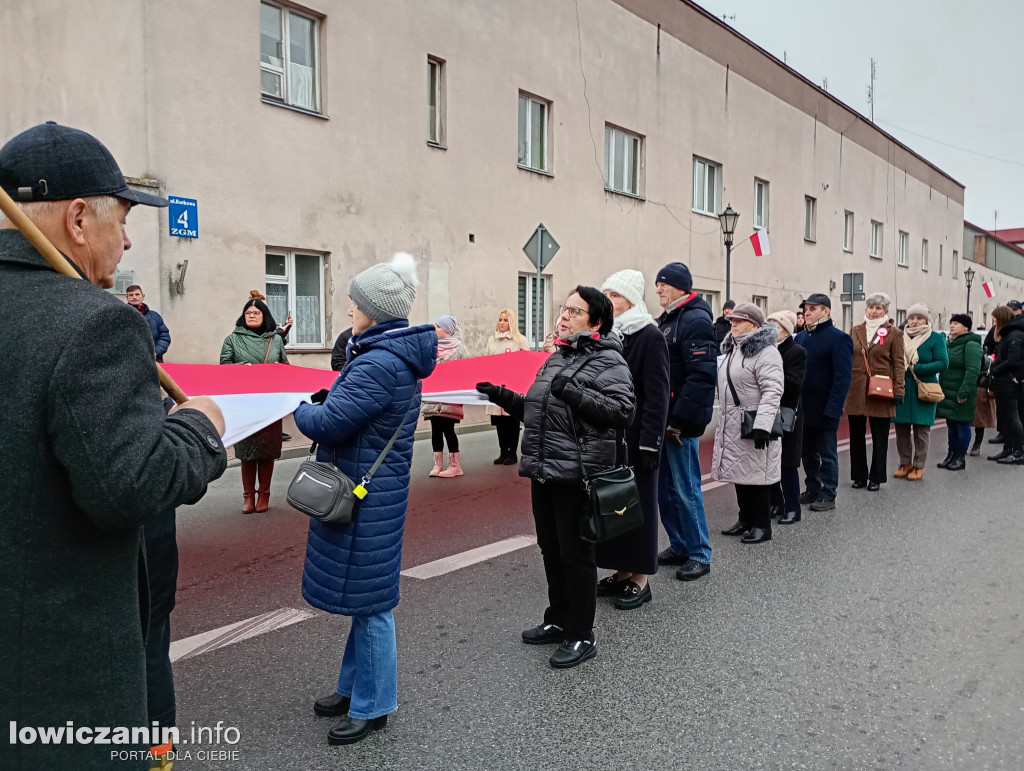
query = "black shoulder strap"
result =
(724, 350, 741, 407)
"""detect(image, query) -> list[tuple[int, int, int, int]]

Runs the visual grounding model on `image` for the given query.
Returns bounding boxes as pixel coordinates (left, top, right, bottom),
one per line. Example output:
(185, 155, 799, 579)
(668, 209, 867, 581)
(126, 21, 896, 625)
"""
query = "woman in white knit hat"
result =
(594, 269, 670, 609)
(893, 303, 948, 480)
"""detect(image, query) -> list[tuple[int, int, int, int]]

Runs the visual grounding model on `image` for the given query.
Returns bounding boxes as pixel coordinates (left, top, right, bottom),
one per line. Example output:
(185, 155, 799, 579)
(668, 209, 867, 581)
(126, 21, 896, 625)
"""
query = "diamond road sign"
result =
(523, 224, 560, 270)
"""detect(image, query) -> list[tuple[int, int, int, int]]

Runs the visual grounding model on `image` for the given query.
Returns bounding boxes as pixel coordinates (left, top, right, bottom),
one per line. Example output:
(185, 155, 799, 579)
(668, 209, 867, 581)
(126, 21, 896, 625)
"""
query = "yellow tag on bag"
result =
(352, 484, 368, 499)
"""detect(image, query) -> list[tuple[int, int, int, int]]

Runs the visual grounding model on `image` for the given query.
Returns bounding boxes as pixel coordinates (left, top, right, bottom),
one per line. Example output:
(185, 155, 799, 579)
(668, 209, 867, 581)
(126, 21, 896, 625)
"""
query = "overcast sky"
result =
(702, 0, 1024, 230)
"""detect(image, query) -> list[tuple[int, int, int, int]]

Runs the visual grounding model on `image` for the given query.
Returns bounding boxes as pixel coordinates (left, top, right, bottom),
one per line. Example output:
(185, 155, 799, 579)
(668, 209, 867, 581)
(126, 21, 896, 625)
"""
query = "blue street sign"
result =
(168, 196, 198, 238)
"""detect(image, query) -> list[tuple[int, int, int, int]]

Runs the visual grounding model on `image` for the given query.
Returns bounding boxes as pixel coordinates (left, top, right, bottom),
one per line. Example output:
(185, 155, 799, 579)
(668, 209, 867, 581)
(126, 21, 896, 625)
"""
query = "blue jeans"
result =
(658, 437, 711, 564)
(336, 610, 398, 720)
(801, 425, 839, 501)
(947, 420, 972, 452)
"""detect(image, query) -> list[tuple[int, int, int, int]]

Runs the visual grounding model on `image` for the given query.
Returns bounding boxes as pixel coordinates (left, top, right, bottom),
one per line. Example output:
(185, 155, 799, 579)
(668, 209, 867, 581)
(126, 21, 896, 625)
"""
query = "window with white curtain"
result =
(260, 2, 320, 113)
(518, 94, 550, 172)
(870, 220, 883, 258)
(604, 125, 642, 196)
(753, 178, 769, 229)
(428, 57, 445, 145)
(843, 211, 854, 252)
(693, 157, 722, 216)
(898, 231, 909, 267)
(266, 250, 327, 347)
(921, 239, 929, 272)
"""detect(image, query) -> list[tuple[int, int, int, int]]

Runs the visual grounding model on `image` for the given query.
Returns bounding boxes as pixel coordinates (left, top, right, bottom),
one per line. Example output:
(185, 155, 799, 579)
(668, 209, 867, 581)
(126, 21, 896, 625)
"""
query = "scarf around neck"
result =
(864, 314, 886, 346)
(903, 323, 932, 370)
(613, 302, 655, 336)
(436, 336, 462, 360)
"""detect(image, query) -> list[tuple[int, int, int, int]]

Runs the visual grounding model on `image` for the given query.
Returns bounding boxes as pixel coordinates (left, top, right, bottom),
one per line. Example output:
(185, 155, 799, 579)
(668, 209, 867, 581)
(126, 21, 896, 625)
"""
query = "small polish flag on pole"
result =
(982, 281, 995, 298)
(749, 229, 771, 256)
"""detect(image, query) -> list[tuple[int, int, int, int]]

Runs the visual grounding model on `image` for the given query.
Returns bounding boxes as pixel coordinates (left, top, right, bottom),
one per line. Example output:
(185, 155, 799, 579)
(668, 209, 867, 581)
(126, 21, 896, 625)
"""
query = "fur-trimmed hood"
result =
(720, 323, 779, 358)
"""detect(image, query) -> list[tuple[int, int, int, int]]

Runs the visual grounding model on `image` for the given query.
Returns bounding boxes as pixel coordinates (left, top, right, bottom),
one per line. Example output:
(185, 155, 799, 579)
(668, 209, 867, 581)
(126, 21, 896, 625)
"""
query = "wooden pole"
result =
(0, 186, 189, 404)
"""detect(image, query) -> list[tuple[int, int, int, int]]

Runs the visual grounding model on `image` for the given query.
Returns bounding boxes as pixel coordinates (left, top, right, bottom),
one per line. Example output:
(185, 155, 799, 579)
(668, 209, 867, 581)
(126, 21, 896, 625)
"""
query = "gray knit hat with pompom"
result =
(349, 252, 419, 322)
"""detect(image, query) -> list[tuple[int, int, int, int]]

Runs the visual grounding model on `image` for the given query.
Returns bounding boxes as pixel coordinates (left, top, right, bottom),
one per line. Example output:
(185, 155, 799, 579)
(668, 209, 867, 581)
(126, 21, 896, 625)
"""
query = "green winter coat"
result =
(894, 330, 949, 426)
(937, 332, 983, 423)
(220, 325, 289, 365)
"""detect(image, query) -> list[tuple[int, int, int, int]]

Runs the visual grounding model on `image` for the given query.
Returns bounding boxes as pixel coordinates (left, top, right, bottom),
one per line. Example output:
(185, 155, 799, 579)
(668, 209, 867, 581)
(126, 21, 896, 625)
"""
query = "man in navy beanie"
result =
(654, 262, 717, 580)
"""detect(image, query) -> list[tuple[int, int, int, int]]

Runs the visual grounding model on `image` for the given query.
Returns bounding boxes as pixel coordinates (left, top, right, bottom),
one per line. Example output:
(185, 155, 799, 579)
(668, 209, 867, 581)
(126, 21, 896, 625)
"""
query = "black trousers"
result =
(146, 614, 175, 728)
(429, 417, 459, 452)
(735, 483, 771, 530)
(847, 414, 891, 484)
(770, 466, 802, 515)
(492, 416, 521, 456)
(531, 480, 596, 642)
(996, 393, 1024, 451)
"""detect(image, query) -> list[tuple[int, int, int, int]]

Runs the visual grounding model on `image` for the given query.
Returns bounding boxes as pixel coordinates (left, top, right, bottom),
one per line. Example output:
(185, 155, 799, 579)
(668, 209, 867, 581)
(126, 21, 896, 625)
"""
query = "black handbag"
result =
(286, 419, 405, 526)
(725, 351, 784, 439)
(558, 355, 644, 544)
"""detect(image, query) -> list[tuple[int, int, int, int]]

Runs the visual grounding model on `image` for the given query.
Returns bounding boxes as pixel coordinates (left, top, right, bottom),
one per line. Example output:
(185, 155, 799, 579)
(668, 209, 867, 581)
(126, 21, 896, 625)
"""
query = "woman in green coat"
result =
(221, 293, 289, 512)
(893, 303, 948, 480)
(936, 314, 983, 471)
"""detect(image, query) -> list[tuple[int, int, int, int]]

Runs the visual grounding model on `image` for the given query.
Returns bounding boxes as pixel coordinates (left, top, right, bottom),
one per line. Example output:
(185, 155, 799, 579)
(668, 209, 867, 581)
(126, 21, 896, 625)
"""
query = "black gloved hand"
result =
(476, 382, 503, 402)
(550, 375, 572, 398)
(893, 395, 904, 406)
(638, 449, 660, 471)
(752, 428, 771, 450)
(311, 388, 329, 404)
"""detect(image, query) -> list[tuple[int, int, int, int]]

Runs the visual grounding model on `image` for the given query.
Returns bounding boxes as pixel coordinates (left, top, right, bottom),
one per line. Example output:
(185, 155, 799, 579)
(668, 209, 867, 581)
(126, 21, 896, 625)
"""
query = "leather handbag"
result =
(559, 355, 644, 544)
(725, 352, 784, 439)
(910, 365, 944, 404)
(863, 348, 894, 400)
(286, 419, 405, 526)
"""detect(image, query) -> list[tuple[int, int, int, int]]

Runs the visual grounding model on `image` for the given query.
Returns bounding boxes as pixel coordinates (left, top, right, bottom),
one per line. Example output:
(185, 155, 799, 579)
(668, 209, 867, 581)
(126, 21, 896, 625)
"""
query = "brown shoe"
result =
(255, 489, 270, 512)
(907, 466, 925, 480)
(242, 492, 256, 514)
(894, 464, 913, 478)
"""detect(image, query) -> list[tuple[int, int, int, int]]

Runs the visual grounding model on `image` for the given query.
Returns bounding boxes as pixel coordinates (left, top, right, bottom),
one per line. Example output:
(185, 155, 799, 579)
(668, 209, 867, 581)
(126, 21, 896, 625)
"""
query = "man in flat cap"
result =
(794, 293, 853, 512)
(0, 122, 227, 769)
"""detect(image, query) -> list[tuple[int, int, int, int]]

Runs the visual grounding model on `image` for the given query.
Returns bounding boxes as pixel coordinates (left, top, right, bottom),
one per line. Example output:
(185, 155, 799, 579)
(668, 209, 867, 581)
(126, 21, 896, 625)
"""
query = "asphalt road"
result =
(169, 426, 1024, 770)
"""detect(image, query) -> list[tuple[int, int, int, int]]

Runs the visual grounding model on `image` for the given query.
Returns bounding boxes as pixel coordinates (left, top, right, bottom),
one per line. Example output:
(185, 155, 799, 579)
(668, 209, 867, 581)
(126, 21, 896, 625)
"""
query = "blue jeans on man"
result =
(336, 610, 398, 720)
(658, 437, 711, 564)
(801, 424, 839, 502)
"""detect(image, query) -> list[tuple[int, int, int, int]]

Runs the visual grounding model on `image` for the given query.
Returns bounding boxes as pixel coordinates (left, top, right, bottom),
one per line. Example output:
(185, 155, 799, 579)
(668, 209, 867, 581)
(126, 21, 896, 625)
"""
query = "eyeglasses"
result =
(558, 304, 589, 319)
(244, 310, 262, 317)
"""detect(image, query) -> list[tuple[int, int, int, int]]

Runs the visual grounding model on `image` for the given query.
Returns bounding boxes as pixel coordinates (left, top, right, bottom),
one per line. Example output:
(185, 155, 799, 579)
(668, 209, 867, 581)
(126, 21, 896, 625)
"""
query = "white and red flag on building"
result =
(162, 350, 549, 446)
(982, 281, 995, 298)
(749, 229, 771, 256)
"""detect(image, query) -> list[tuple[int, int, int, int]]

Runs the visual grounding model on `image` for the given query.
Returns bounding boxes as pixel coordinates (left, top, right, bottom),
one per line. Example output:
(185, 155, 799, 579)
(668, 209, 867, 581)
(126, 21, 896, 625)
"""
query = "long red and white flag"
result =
(749, 229, 771, 256)
(162, 350, 549, 446)
(983, 281, 995, 298)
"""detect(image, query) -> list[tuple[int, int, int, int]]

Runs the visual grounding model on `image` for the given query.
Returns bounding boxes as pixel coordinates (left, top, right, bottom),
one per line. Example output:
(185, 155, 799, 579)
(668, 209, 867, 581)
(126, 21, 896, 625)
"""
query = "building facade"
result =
(963, 222, 1024, 324)
(3, 0, 973, 365)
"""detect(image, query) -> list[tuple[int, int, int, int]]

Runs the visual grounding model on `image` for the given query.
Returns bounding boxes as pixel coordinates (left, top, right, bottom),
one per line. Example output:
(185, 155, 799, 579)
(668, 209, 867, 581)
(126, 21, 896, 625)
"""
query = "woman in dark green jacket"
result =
(936, 314, 983, 471)
(221, 294, 289, 512)
(893, 303, 948, 480)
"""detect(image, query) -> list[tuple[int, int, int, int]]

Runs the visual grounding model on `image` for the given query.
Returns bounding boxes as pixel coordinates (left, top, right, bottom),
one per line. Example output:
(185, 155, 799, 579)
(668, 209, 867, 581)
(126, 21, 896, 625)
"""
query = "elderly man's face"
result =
(802, 303, 830, 326)
(78, 199, 132, 289)
(655, 282, 685, 308)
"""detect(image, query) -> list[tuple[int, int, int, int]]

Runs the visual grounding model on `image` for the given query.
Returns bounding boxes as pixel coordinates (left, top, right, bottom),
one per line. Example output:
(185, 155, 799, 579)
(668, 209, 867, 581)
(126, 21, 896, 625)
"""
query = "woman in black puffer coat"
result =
(988, 307, 1024, 464)
(477, 286, 635, 670)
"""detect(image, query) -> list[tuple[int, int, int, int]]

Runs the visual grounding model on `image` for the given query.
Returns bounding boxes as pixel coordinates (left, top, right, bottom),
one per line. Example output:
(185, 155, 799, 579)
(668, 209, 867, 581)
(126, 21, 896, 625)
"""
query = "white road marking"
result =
(170, 607, 316, 663)
(401, 535, 538, 580)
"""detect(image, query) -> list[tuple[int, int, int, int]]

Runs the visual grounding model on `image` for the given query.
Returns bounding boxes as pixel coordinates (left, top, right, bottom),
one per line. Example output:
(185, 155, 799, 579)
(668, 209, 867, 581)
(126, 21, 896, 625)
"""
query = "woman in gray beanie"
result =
(294, 252, 438, 745)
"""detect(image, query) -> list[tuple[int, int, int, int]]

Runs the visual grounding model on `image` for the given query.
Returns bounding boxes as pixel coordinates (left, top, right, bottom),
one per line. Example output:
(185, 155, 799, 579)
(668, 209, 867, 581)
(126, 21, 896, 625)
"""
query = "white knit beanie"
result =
(767, 309, 797, 336)
(907, 302, 931, 323)
(601, 269, 646, 308)
(349, 252, 418, 322)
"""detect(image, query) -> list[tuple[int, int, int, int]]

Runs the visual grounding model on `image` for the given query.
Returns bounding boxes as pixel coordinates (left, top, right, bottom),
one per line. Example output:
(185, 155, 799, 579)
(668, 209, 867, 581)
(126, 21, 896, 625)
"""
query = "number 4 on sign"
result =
(177, 211, 189, 229)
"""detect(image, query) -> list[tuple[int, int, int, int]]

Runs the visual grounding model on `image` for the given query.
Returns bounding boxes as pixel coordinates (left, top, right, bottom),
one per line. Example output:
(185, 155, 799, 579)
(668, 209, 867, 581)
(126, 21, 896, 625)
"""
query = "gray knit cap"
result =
(349, 252, 419, 322)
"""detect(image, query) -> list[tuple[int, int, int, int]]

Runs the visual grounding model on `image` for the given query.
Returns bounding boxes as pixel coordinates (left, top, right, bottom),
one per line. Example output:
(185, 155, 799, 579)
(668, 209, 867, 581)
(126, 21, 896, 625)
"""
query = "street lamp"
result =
(964, 265, 976, 315)
(718, 204, 739, 304)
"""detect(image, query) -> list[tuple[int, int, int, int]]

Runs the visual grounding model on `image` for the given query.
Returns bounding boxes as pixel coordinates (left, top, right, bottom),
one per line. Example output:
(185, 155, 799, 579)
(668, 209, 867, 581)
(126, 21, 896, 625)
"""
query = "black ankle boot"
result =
(936, 450, 955, 469)
(946, 451, 966, 471)
(989, 447, 1013, 461)
(327, 715, 388, 745)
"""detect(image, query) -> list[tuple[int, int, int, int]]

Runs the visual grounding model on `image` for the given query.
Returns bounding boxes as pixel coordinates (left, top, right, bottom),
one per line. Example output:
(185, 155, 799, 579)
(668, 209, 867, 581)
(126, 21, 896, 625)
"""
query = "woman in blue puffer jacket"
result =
(293, 253, 437, 747)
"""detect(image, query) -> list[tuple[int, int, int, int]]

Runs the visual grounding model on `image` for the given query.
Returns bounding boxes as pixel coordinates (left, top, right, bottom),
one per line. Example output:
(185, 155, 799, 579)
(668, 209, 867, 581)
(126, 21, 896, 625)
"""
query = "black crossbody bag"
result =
(286, 419, 406, 526)
(725, 351, 788, 439)
(558, 354, 644, 543)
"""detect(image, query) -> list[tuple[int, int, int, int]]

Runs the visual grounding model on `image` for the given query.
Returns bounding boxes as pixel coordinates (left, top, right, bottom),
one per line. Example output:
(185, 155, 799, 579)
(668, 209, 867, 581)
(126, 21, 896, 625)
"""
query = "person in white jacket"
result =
(484, 308, 531, 464)
(712, 303, 784, 544)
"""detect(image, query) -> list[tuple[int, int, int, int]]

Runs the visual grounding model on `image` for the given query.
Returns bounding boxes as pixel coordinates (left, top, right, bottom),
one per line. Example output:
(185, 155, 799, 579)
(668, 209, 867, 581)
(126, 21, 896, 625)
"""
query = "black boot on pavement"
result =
(327, 715, 387, 745)
(997, 450, 1024, 465)
(946, 451, 967, 471)
(989, 447, 1013, 461)
(521, 623, 563, 645)
(798, 490, 818, 505)
(550, 637, 597, 668)
(988, 434, 1005, 444)
(314, 692, 351, 717)
(721, 520, 748, 536)
(657, 547, 689, 566)
(675, 559, 710, 581)
(810, 498, 836, 512)
(741, 527, 772, 544)
(936, 450, 955, 469)
(778, 510, 801, 525)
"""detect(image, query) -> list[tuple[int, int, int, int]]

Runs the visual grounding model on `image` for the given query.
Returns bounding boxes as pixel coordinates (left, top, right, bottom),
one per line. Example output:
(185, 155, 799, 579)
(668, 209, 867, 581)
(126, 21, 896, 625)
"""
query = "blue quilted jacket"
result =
(293, 320, 437, 616)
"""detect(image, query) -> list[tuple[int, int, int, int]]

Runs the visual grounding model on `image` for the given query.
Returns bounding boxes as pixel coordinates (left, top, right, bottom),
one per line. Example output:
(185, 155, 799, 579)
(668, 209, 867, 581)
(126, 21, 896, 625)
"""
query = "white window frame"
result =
(265, 249, 327, 349)
(841, 303, 853, 333)
(518, 93, 550, 173)
(752, 295, 768, 314)
(427, 56, 446, 146)
(921, 239, 929, 272)
(694, 290, 718, 318)
(692, 157, 722, 216)
(260, 2, 321, 113)
(804, 196, 817, 242)
(753, 179, 769, 230)
(870, 220, 883, 259)
(517, 273, 551, 349)
(953, 250, 959, 279)
(843, 211, 854, 252)
(898, 231, 909, 267)
(896, 309, 908, 327)
(604, 125, 642, 197)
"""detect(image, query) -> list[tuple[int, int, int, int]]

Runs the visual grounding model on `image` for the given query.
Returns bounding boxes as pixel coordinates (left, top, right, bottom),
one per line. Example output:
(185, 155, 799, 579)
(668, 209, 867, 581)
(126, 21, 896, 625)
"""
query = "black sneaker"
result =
(549, 637, 597, 668)
(521, 623, 564, 645)
(798, 490, 818, 505)
(657, 547, 689, 566)
(675, 559, 710, 581)
(810, 498, 836, 512)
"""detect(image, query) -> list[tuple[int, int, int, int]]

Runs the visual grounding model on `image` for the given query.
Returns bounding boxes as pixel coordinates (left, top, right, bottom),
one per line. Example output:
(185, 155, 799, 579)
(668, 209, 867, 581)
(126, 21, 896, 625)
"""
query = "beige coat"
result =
(484, 332, 531, 416)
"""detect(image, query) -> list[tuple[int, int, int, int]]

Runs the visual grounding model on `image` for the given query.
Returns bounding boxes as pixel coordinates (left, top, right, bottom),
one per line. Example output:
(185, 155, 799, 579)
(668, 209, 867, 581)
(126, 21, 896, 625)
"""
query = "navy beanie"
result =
(656, 262, 693, 292)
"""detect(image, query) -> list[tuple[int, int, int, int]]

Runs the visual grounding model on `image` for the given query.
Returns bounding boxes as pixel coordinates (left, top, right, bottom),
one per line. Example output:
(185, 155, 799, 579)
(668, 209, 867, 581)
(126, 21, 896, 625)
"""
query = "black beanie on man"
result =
(656, 262, 693, 292)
